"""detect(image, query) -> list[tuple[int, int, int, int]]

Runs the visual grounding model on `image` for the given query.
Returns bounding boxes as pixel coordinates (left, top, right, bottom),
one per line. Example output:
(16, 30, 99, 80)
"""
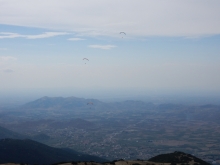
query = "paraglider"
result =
(87, 102, 93, 105)
(120, 32, 126, 35)
(119, 32, 126, 38)
(83, 58, 89, 64)
(87, 102, 94, 109)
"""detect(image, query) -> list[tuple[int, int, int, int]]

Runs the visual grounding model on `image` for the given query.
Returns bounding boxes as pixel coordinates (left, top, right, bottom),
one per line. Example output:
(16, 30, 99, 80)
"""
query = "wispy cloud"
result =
(88, 44, 116, 50)
(0, 56, 17, 61)
(68, 37, 85, 41)
(0, 32, 21, 39)
(26, 32, 68, 39)
(0, 32, 68, 39)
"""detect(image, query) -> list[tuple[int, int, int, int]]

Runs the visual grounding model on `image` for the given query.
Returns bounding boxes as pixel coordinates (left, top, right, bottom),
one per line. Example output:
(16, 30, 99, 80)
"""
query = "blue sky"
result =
(0, 0, 220, 102)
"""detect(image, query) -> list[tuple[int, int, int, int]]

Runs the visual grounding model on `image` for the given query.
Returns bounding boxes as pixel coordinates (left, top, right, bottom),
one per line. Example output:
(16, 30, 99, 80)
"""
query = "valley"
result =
(0, 97, 220, 164)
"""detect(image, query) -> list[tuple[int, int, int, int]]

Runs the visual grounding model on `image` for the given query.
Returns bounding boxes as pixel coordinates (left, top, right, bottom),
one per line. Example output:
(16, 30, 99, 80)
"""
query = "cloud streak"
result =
(26, 32, 68, 39)
(88, 45, 116, 50)
(0, 32, 21, 39)
(0, 32, 68, 39)
(68, 38, 85, 41)
(0, 56, 17, 62)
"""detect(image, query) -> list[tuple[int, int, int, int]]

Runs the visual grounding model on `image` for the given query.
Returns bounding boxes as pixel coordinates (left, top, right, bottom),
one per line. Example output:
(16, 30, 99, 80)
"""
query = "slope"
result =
(0, 139, 107, 164)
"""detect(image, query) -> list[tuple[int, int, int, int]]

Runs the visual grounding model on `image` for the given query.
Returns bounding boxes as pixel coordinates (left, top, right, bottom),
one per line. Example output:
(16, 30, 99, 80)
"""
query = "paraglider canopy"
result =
(119, 32, 126, 38)
(120, 32, 126, 35)
(87, 102, 94, 109)
(83, 58, 89, 64)
(83, 58, 89, 61)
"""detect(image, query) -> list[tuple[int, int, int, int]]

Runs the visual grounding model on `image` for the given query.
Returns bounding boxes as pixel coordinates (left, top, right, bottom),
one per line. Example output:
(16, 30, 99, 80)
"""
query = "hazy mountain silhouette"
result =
(21, 96, 196, 113)
(21, 96, 104, 110)
(17, 96, 220, 124)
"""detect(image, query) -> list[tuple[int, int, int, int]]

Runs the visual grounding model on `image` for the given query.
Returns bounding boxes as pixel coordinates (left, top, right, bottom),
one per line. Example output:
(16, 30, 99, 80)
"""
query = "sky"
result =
(0, 0, 220, 103)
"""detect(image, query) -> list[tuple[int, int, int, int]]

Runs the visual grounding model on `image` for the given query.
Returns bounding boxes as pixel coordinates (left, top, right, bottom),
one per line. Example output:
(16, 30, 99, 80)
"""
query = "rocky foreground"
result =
(0, 151, 211, 165)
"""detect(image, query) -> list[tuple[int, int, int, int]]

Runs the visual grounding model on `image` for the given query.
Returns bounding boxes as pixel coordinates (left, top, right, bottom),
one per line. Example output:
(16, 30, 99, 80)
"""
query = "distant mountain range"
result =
(19, 96, 157, 111)
(21, 96, 220, 110)
(0, 138, 107, 164)
(18, 96, 220, 123)
(20, 96, 103, 109)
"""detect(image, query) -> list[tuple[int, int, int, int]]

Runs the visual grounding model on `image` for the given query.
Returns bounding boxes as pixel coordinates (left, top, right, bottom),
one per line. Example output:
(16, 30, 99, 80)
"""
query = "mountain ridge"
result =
(0, 138, 107, 164)
(0, 125, 27, 140)
(20, 96, 104, 110)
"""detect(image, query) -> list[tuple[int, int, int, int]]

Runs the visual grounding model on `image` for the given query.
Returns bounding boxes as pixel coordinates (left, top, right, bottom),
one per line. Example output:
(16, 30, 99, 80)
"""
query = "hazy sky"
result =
(0, 0, 220, 100)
